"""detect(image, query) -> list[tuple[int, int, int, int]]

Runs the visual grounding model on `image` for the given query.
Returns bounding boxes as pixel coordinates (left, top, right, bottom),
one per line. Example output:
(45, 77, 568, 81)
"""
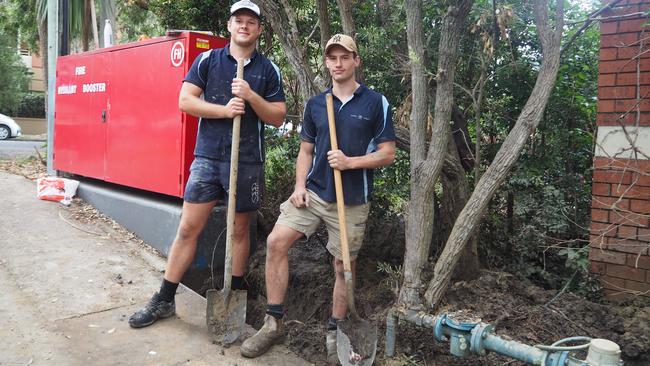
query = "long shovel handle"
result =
(223, 58, 245, 292)
(325, 93, 358, 317)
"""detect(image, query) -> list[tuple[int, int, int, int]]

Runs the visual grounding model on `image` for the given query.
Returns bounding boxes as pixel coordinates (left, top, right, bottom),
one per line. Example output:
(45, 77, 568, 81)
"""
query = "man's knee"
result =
(176, 221, 203, 242)
(266, 229, 294, 259)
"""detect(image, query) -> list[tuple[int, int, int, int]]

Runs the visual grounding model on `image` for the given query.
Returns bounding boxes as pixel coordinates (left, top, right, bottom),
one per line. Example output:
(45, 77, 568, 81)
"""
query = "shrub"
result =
(15, 92, 45, 118)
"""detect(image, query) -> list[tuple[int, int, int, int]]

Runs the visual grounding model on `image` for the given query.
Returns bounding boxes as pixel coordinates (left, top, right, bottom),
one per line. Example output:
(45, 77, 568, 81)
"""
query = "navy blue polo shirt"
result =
(183, 46, 285, 163)
(300, 85, 395, 205)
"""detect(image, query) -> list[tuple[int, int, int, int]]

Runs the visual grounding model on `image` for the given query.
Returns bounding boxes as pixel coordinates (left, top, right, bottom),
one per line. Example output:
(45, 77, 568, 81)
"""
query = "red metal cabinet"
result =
(54, 32, 228, 197)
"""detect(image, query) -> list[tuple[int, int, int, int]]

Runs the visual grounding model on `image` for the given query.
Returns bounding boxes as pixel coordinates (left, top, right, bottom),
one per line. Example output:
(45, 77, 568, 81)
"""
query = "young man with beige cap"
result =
(240, 34, 396, 364)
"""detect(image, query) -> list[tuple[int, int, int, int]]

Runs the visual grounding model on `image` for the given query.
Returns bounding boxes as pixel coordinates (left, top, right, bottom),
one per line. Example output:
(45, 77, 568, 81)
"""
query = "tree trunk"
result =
(336, 0, 356, 37)
(258, 0, 323, 107)
(399, 0, 430, 308)
(316, 0, 330, 82)
(399, 0, 474, 309)
(335, 0, 364, 82)
(82, 0, 91, 51)
(441, 137, 480, 280)
(424, 0, 564, 309)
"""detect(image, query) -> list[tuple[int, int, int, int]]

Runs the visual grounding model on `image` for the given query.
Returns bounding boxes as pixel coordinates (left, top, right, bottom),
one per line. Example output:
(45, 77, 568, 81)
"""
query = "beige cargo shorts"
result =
(276, 190, 370, 260)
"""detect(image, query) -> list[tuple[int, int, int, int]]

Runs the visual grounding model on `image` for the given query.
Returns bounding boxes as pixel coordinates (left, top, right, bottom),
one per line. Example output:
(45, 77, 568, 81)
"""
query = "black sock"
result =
(159, 279, 178, 303)
(231, 275, 248, 290)
(266, 303, 284, 320)
(327, 316, 340, 331)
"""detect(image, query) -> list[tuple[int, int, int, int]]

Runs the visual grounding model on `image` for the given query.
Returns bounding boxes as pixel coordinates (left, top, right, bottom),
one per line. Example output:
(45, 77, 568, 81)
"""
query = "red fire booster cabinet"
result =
(54, 32, 228, 197)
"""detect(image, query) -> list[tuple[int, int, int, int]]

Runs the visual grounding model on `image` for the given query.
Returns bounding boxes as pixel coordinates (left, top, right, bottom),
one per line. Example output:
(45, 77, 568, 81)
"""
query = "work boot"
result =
(128, 292, 175, 328)
(240, 315, 285, 358)
(326, 329, 339, 365)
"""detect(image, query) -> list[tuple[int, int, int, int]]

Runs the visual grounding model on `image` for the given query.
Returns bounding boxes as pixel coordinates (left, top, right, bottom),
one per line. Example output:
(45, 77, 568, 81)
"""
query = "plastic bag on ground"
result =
(36, 177, 80, 205)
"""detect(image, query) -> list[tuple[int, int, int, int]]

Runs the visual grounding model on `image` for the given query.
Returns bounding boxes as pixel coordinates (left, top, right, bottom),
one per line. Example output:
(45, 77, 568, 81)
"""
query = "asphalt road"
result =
(0, 139, 46, 159)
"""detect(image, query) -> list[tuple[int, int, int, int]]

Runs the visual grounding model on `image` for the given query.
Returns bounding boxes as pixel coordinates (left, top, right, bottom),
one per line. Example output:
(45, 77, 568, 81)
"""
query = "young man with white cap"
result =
(129, 0, 286, 328)
(240, 34, 396, 363)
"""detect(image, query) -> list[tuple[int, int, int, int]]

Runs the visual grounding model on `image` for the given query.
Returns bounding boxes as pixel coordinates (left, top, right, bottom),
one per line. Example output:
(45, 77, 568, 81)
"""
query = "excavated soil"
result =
(246, 221, 650, 366)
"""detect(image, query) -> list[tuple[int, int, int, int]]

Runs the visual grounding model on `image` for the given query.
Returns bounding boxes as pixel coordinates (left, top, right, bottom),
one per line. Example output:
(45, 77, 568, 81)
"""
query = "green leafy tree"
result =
(0, 6, 30, 115)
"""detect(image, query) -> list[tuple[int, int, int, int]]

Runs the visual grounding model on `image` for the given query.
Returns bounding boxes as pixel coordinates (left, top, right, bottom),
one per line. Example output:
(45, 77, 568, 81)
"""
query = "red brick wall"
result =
(591, 0, 650, 300)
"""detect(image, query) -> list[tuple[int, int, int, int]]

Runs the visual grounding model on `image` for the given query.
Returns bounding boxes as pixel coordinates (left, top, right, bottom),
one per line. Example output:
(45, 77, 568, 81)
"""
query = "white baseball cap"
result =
(230, 0, 261, 18)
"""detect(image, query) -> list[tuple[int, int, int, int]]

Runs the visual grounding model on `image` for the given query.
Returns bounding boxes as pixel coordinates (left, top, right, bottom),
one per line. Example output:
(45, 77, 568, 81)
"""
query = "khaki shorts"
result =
(276, 190, 370, 260)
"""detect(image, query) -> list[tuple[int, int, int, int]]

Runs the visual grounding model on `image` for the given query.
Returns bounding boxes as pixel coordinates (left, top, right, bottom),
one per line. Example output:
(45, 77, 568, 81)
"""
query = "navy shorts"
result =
(183, 156, 264, 212)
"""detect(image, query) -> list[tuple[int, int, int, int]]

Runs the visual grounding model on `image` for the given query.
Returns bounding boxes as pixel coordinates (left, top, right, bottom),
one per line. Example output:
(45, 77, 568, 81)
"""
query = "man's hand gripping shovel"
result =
(206, 59, 247, 346)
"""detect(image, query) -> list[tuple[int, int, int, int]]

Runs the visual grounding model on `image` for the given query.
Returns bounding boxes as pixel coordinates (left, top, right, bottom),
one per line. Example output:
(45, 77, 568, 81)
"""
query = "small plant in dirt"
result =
(377, 261, 403, 297)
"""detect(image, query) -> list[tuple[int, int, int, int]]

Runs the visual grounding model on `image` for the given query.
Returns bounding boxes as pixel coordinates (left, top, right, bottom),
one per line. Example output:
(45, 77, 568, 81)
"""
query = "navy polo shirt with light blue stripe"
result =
(300, 85, 395, 205)
(183, 46, 285, 163)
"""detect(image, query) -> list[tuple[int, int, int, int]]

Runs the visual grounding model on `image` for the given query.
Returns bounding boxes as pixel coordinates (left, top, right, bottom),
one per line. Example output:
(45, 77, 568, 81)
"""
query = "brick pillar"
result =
(590, 1, 650, 300)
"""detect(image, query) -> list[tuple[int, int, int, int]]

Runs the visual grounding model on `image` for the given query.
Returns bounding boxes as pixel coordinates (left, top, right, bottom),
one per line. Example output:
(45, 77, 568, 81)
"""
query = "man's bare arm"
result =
(289, 141, 315, 207)
(327, 141, 396, 171)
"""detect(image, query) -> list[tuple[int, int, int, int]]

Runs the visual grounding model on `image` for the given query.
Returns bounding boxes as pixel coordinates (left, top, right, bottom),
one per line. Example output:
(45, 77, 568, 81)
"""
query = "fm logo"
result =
(171, 41, 185, 67)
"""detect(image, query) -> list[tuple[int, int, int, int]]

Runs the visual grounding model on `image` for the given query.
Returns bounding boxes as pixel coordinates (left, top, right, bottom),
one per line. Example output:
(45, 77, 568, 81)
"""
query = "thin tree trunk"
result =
(399, 0, 430, 308)
(336, 0, 356, 37)
(335, 0, 363, 81)
(90, 0, 99, 49)
(442, 137, 480, 280)
(424, 0, 564, 309)
(316, 0, 330, 82)
(82, 0, 91, 51)
(399, 0, 474, 309)
(258, 0, 323, 108)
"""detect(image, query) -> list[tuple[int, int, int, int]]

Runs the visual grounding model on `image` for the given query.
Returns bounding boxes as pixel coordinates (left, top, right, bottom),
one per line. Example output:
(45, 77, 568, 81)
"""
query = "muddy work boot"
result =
(128, 292, 175, 328)
(240, 315, 285, 358)
(326, 329, 339, 365)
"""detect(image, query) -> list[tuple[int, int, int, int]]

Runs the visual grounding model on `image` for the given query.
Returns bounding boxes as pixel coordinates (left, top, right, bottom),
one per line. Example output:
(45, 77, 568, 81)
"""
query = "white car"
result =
(0, 113, 22, 140)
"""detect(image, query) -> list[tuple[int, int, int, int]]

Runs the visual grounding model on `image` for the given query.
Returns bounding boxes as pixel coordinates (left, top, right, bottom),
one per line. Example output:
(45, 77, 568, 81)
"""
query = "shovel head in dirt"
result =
(206, 288, 247, 345)
(337, 318, 378, 366)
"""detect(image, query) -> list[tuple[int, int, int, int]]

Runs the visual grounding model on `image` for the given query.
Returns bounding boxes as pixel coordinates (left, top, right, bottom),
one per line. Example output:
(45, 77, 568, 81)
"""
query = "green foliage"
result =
(117, 1, 165, 42)
(13, 92, 46, 118)
(0, 6, 31, 115)
(3, 0, 41, 53)
(371, 148, 410, 217)
(148, 0, 230, 36)
(262, 130, 301, 219)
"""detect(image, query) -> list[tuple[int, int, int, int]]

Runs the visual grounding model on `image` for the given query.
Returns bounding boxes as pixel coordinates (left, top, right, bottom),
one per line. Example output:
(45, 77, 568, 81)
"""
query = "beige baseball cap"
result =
(230, 0, 261, 19)
(325, 34, 358, 54)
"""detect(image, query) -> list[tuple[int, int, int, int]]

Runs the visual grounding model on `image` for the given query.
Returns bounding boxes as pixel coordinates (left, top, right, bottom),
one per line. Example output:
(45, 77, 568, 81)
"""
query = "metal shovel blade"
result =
(337, 318, 378, 366)
(206, 288, 247, 345)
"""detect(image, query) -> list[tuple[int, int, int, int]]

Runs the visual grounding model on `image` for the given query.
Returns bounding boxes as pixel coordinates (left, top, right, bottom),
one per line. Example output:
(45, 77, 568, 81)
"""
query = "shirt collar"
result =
(326, 83, 367, 100)
(225, 44, 258, 63)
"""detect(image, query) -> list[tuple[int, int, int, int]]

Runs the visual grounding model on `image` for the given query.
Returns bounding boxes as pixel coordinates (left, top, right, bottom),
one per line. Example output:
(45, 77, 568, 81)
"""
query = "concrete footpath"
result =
(0, 171, 310, 366)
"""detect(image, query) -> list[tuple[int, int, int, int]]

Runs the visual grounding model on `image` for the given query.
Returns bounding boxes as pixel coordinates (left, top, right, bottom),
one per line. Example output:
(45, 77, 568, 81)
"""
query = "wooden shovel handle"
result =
(326, 94, 359, 320)
(223, 58, 245, 292)
(325, 93, 353, 274)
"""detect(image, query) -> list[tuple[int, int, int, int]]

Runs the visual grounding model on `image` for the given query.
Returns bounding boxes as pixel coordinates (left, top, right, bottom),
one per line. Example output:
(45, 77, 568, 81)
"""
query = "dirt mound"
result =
(247, 234, 650, 365)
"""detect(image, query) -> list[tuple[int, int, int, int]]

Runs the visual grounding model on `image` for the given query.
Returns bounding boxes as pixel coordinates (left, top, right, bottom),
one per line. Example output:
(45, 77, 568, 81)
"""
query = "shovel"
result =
(325, 93, 378, 365)
(206, 58, 247, 345)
